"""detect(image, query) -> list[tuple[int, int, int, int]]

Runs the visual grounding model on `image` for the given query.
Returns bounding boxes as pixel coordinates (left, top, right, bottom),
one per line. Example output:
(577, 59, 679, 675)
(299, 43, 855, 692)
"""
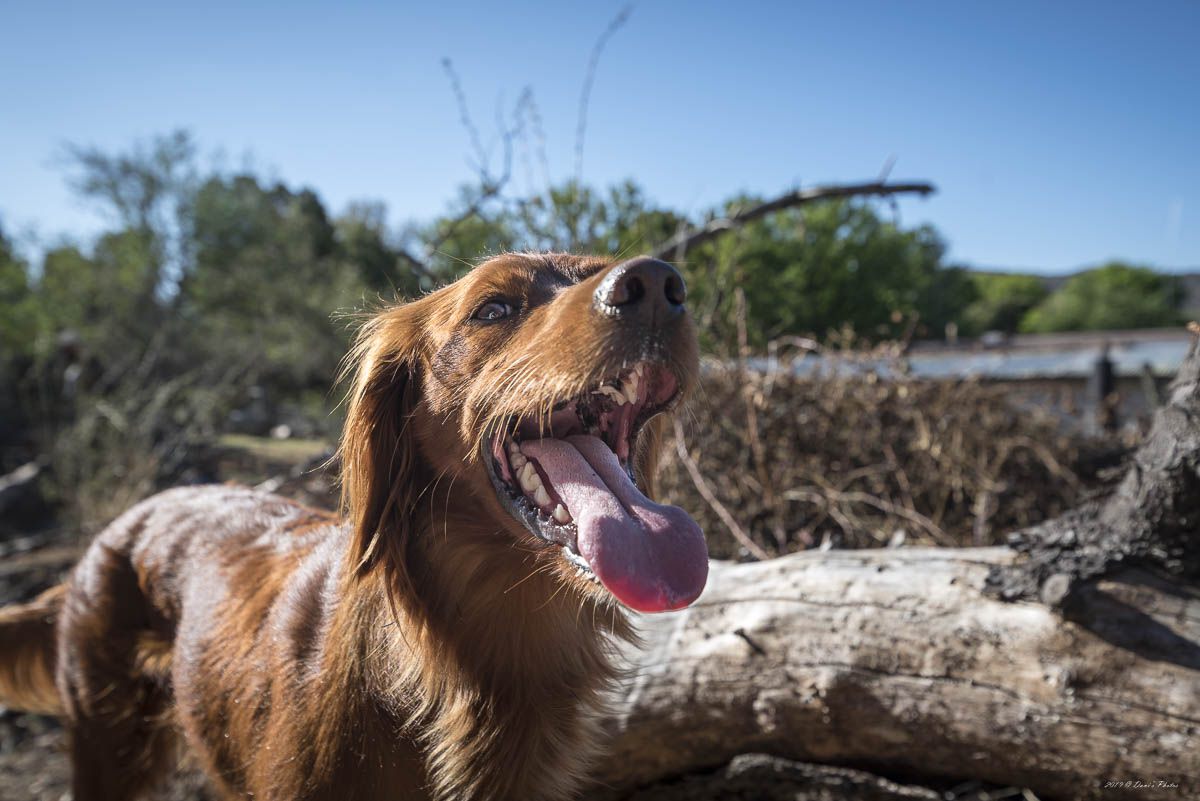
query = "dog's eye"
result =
(473, 300, 514, 322)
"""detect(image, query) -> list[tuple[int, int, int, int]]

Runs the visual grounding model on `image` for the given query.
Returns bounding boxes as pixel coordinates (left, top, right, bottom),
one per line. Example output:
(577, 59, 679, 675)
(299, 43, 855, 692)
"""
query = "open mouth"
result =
(486, 362, 708, 613)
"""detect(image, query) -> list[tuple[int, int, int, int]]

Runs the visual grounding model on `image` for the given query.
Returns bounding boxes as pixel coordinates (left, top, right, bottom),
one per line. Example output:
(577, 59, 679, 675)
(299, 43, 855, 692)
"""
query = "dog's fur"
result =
(0, 253, 699, 801)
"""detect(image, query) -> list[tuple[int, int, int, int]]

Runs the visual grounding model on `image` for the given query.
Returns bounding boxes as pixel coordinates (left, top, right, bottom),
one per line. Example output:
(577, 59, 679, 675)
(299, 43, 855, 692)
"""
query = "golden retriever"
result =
(0, 252, 707, 800)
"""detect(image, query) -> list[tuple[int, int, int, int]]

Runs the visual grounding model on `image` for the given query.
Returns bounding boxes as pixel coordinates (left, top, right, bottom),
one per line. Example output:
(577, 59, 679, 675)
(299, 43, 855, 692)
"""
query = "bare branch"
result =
(649, 180, 936, 262)
(673, 418, 771, 561)
(417, 62, 529, 279)
(441, 58, 488, 175)
(574, 5, 632, 186)
(395, 246, 436, 281)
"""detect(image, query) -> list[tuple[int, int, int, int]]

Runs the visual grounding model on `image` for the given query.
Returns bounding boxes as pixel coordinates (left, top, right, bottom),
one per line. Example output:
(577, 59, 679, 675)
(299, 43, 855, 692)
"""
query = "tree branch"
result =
(673, 419, 771, 561)
(649, 180, 936, 262)
(574, 6, 632, 186)
(988, 329, 1200, 603)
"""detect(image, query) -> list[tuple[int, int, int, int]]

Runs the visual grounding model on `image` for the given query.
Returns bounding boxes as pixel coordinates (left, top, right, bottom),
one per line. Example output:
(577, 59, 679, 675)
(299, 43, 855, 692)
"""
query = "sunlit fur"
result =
(0, 252, 699, 801)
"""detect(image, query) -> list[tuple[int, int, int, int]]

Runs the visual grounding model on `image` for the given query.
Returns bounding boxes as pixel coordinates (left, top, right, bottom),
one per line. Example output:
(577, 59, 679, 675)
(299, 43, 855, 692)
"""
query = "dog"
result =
(0, 253, 708, 800)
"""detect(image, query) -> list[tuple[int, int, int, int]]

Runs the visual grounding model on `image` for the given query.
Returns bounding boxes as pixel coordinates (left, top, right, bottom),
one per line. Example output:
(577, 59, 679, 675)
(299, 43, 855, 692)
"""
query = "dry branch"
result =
(672, 419, 770, 561)
(991, 335, 1200, 602)
(649, 180, 936, 261)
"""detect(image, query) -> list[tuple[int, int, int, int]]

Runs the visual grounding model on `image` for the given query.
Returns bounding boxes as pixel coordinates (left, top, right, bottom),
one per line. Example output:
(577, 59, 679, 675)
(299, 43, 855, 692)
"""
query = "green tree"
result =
(682, 200, 953, 348)
(962, 273, 1049, 335)
(337, 202, 423, 297)
(63, 129, 198, 300)
(1020, 263, 1184, 333)
(419, 180, 683, 280)
(183, 174, 367, 391)
(0, 225, 36, 357)
(915, 265, 979, 339)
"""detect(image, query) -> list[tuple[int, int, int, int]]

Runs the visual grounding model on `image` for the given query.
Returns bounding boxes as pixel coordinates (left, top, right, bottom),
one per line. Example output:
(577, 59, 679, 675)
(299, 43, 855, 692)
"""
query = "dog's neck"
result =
(346, 506, 632, 801)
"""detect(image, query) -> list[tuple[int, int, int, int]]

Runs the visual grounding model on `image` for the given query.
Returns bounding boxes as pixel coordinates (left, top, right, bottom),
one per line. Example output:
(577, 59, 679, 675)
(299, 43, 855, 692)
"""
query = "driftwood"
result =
(590, 337, 1200, 800)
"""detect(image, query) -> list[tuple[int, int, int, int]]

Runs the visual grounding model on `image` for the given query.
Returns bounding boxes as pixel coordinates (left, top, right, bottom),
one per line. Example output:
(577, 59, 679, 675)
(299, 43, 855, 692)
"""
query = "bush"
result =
(658, 349, 1091, 559)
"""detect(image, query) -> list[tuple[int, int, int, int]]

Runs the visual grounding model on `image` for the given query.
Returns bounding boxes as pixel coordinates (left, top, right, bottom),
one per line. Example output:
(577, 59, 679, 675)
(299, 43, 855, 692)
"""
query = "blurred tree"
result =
(421, 184, 518, 279)
(63, 129, 198, 300)
(1020, 262, 1184, 332)
(683, 200, 953, 348)
(914, 265, 978, 340)
(338, 202, 423, 297)
(420, 180, 683, 279)
(0, 225, 36, 357)
(511, 181, 683, 255)
(961, 273, 1050, 335)
(184, 175, 368, 392)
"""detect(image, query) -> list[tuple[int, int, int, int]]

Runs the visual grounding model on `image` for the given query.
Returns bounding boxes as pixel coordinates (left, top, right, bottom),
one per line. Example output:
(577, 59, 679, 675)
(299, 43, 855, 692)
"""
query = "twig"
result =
(735, 289, 786, 550)
(649, 180, 936, 261)
(783, 487, 953, 547)
(441, 58, 488, 173)
(574, 6, 632, 186)
(732, 627, 767, 656)
(673, 418, 770, 561)
(419, 60, 523, 276)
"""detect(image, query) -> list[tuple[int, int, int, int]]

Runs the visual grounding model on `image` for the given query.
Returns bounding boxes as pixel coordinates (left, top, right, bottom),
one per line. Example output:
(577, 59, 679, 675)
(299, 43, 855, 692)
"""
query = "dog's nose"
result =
(594, 257, 687, 320)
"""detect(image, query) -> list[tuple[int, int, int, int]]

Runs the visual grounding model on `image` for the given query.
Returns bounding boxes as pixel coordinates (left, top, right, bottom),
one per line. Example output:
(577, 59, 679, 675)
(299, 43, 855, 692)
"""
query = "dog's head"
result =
(340, 253, 707, 614)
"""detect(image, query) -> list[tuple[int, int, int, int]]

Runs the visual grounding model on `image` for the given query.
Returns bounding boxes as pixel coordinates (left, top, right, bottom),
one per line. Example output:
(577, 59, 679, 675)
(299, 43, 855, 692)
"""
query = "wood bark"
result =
(592, 549, 1197, 800)
(589, 337, 1200, 800)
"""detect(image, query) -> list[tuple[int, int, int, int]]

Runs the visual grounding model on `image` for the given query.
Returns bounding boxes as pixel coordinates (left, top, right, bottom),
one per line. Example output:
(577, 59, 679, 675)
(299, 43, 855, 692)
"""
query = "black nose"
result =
(594, 257, 687, 320)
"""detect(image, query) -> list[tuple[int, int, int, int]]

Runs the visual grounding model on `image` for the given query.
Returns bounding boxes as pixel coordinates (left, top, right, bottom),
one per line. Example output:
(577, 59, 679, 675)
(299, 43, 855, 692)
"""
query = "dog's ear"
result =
(339, 304, 426, 595)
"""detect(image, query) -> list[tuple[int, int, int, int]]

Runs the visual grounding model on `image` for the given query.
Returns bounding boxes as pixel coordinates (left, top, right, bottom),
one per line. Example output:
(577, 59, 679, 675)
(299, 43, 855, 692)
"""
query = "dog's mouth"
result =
(486, 362, 708, 613)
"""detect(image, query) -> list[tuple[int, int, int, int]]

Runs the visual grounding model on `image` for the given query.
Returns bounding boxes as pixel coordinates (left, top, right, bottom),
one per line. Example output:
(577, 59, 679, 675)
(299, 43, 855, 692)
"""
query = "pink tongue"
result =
(519, 436, 708, 613)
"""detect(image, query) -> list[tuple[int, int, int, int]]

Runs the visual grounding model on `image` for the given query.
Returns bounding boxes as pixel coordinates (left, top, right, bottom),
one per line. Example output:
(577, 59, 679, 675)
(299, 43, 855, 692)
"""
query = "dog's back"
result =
(4, 485, 426, 800)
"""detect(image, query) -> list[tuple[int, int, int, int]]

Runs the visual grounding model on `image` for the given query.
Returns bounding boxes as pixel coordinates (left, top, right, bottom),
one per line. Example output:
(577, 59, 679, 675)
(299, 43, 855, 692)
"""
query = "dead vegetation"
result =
(658, 341, 1116, 560)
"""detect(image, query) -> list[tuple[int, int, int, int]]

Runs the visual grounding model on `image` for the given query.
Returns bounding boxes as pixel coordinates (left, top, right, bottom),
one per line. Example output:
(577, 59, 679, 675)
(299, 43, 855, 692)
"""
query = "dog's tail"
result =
(0, 584, 65, 715)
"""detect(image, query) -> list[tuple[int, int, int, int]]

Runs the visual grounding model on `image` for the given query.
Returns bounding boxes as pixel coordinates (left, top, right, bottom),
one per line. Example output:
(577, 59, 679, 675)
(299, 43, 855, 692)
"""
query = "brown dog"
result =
(0, 253, 707, 800)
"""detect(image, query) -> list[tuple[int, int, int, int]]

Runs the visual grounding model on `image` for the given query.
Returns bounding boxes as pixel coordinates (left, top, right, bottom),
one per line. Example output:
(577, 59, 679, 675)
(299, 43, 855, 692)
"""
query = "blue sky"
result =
(1, 0, 1196, 273)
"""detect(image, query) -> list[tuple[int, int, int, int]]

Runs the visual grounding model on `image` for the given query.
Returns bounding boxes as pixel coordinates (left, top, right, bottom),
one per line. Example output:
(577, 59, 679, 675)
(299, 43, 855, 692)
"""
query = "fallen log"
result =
(590, 335, 1200, 800)
(594, 549, 1196, 800)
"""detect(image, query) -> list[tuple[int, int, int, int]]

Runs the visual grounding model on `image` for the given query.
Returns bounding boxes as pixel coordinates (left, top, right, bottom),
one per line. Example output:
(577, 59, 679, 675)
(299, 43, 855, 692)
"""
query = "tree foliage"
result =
(689, 199, 958, 347)
(0, 226, 36, 356)
(961, 272, 1050, 335)
(1019, 262, 1184, 333)
(1, 131, 1189, 464)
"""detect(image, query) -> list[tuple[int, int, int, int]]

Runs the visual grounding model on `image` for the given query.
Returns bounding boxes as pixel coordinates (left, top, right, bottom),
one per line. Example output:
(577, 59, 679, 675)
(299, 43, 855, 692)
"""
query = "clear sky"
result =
(2, 0, 1196, 274)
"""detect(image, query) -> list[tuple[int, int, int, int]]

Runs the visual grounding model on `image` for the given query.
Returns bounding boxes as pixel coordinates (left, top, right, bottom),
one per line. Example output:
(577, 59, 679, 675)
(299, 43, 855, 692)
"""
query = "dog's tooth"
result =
(623, 375, 639, 405)
(533, 485, 551, 507)
(553, 504, 571, 524)
(507, 440, 520, 454)
(519, 462, 540, 493)
(595, 385, 624, 403)
(510, 452, 527, 470)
